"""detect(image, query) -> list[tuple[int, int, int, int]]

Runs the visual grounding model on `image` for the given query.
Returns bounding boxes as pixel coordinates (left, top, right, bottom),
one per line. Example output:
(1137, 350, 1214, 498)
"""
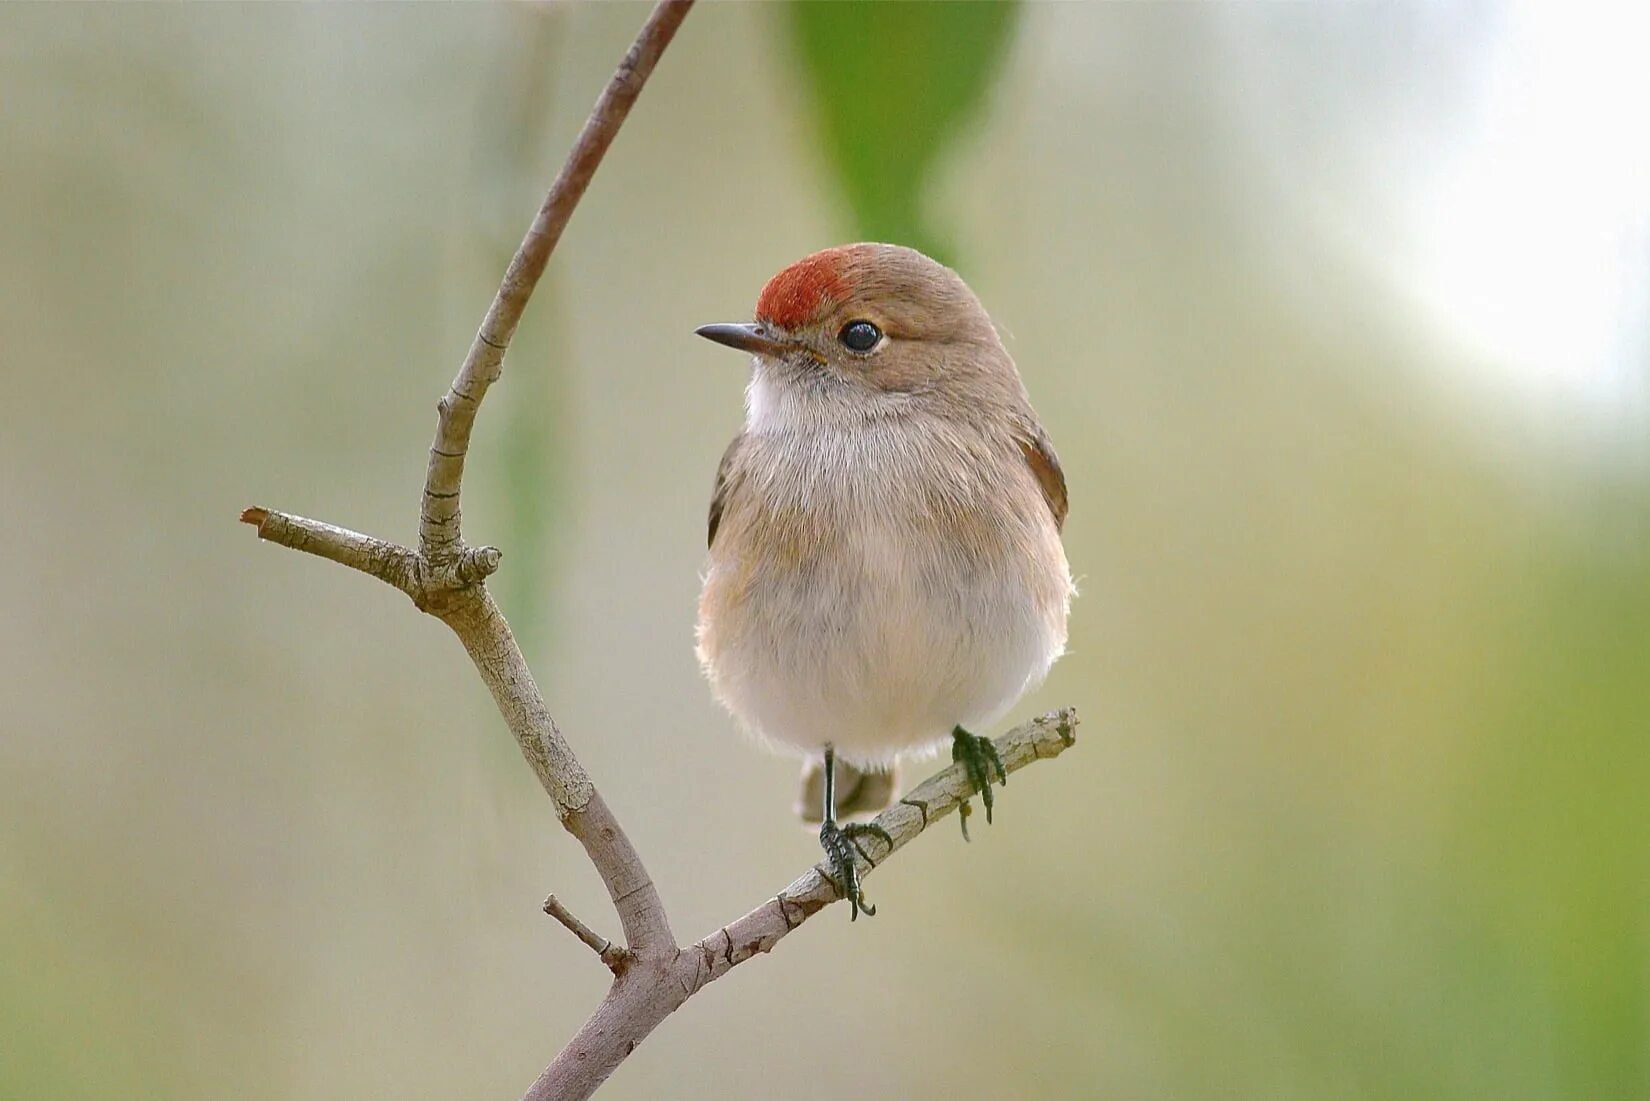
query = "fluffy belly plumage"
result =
(698, 518, 1069, 765)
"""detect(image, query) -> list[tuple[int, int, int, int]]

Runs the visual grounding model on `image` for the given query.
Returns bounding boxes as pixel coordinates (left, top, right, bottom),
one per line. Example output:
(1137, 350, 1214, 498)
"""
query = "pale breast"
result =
(696, 417, 1070, 763)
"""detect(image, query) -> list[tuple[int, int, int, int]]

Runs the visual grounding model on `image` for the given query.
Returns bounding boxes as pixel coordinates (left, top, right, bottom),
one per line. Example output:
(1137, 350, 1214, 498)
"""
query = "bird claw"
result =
(820, 821, 892, 920)
(952, 726, 1006, 840)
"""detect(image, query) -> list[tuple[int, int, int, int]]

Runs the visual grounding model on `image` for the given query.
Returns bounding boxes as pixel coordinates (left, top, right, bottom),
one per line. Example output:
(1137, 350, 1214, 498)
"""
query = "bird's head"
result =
(696, 244, 1012, 412)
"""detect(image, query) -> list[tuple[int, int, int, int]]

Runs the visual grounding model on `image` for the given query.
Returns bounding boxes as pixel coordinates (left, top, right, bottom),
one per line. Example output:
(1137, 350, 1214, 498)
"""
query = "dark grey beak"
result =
(694, 322, 795, 359)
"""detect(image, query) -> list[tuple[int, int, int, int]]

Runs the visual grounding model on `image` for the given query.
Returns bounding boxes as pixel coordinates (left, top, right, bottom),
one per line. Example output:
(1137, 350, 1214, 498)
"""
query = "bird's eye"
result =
(838, 320, 882, 353)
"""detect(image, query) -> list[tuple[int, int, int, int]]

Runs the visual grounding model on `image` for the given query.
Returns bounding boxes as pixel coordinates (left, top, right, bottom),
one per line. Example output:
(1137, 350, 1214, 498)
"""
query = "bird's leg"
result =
(817, 744, 892, 920)
(951, 725, 1007, 841)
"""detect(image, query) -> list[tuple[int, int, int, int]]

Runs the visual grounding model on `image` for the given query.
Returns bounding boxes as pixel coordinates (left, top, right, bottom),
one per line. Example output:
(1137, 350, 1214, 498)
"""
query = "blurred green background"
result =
(3, 3, 1647, 1098)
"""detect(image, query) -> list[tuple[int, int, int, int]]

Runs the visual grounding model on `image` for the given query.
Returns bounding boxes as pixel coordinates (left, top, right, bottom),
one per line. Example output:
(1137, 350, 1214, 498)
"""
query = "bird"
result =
(693, 243, 1072, 919)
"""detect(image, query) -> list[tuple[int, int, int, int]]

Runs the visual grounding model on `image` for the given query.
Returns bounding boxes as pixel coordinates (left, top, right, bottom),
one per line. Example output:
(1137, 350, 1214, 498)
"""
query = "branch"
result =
(545, 894, 631, 974)
(419, 0, 693, 565)
(526, 709, 1079, 1101)
(243, 0, 693, 956)
(686, 709, 1079, 988)
(240, 3, 1084, 1098)
(236, 508, 423, 597)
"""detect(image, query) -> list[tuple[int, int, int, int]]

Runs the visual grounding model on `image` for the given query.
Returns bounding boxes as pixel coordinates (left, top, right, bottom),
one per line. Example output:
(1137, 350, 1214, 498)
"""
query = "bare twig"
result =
(241, 3, 1082, 1099)
(687, 712, 1079, 981)
(238, 507, 423, 595)
(525, 710, 1079, 1101)
(687, 709, 1080, 986)
(245, 0, 693, 958)
(545, 894, 631, 973)
(419, 0, 694, 566)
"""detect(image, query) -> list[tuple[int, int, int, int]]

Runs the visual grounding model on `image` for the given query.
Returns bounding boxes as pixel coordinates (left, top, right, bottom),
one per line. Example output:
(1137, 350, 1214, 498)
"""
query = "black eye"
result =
(838, 320, 881, 353)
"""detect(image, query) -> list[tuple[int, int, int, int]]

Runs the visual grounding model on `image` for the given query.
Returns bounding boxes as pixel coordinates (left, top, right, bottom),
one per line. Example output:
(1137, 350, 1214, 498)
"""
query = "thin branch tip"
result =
(544, 894, 630, 972)
(414, 0, 695, 567)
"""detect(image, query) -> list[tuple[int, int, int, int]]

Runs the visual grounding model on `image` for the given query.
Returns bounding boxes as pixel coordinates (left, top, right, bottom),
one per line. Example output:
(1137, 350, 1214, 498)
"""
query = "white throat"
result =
(744, 360, 908, 437)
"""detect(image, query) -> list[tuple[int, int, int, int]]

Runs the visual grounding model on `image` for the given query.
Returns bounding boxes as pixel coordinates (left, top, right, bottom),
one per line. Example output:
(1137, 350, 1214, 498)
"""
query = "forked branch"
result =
(240, 3, 1080, 1098)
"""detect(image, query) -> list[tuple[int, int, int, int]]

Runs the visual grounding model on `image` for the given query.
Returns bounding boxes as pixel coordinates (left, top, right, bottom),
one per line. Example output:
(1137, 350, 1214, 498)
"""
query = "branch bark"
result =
(240, 3, 1081, 1098)
(544, 895, 631, 973)
(524, 710, 1077, 1101)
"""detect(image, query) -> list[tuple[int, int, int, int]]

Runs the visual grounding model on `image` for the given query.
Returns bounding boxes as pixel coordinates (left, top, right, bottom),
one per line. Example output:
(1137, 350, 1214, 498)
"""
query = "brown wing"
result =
(707, 433, 746, 548)
(1017, 421, 1068, 532)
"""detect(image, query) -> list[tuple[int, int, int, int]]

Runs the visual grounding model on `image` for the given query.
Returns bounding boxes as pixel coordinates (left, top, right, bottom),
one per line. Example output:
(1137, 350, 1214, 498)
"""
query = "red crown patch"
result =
(755, 248, 851, 329)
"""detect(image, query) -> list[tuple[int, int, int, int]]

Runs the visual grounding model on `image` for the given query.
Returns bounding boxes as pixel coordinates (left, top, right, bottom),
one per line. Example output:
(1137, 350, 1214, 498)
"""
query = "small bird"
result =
(694, 243, 1072, 919)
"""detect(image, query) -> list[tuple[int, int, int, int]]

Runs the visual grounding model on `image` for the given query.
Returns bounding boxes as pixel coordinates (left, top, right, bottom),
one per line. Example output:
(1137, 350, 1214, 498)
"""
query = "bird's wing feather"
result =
(707, 432, 746, 548)
(1017, 419, 1068, 532)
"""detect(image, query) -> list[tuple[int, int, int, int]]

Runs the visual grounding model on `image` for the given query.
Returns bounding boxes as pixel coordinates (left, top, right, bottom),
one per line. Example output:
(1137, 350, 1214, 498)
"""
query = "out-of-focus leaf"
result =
(783, 0, 1020, 264)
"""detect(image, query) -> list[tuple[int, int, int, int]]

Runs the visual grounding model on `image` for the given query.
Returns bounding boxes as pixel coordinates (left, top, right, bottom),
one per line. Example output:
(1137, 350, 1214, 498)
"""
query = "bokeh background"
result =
(3, 3, 1647, 1098)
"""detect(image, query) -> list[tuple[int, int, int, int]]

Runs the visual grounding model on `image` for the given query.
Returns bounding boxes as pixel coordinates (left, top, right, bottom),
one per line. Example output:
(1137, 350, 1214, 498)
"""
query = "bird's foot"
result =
(952, 725, 1007, 841)
(819, 821, 893, 921)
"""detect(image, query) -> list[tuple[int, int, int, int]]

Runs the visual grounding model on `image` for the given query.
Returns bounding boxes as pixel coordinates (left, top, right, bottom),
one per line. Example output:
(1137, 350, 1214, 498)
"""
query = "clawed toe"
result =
(820, 821, 883, 920)
(843, 821, 892, 855)
(952, 726, 1007, 840)
(815, 745, 897, 920)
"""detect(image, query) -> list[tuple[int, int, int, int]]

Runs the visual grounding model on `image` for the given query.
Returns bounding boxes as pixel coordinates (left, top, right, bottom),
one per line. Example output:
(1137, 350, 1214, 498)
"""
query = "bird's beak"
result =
(694, 322, 797, 359)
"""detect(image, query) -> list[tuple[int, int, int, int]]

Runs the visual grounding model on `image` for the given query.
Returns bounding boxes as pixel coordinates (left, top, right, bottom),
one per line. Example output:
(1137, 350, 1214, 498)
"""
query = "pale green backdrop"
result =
(2, 3, 1646, 1099)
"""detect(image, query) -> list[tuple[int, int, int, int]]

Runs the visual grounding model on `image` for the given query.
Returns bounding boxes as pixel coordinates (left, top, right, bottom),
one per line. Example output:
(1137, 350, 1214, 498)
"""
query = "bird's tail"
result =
(795, 758, 898, 825)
